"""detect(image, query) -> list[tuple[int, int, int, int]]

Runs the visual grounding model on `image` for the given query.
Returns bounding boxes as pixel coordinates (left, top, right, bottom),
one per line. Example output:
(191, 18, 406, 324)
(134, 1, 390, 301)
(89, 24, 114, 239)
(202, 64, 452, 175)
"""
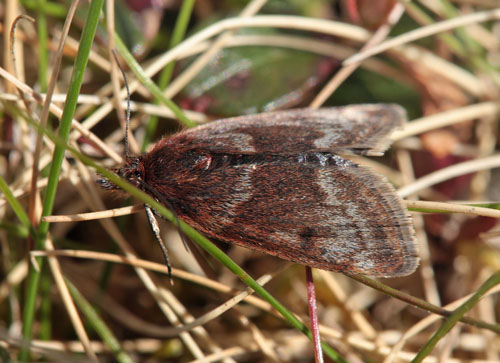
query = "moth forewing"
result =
(182, 104, 406, 156)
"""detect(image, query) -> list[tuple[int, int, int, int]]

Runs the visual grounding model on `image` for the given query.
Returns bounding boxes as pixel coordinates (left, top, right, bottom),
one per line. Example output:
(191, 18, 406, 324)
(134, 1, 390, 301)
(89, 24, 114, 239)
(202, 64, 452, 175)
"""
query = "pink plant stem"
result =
(306, 266, 324, 363)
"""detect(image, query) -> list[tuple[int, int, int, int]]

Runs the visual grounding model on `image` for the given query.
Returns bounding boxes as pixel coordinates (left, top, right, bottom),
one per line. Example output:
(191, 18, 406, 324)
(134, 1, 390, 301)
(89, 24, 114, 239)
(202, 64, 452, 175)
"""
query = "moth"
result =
(99, 104, 419, 278)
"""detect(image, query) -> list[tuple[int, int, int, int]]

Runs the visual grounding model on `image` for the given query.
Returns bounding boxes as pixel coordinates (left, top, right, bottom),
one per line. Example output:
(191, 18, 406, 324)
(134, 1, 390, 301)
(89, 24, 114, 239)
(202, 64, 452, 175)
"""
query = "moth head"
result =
(98, 156, 145, 191)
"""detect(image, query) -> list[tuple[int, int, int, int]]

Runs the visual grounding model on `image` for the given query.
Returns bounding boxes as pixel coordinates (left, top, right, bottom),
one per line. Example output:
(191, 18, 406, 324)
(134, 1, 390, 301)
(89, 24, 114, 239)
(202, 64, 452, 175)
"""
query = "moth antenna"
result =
(111, 49, 131, 158)
(145, 204, 173, 285)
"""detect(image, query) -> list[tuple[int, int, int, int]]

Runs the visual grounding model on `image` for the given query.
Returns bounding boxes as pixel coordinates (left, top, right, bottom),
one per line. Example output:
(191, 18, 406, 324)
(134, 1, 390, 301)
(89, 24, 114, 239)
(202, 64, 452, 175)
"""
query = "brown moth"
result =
(100, 104, 419, 277)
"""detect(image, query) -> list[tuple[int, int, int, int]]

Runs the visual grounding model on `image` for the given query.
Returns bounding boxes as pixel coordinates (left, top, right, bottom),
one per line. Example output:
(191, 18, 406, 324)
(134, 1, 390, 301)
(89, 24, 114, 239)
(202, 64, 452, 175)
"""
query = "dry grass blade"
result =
(43, 236, 97, 360)
(405, 200, 500, 218)
(42, 205, 142, 222)
(344, 8, 500, 65)
(398, 155, 500, 198)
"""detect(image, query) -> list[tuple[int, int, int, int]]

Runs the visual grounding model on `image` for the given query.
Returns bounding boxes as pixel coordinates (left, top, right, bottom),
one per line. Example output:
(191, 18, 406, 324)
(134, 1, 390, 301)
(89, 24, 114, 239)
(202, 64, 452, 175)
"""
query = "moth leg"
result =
(149, 202, 191, 253)
(145, 204, 173, 284)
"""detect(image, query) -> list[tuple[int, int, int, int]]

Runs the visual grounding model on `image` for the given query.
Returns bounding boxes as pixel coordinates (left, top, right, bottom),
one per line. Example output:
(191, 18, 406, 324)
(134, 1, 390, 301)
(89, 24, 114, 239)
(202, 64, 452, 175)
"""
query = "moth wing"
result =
(181, 104, 406, 156)
(171, 157, 419, 277)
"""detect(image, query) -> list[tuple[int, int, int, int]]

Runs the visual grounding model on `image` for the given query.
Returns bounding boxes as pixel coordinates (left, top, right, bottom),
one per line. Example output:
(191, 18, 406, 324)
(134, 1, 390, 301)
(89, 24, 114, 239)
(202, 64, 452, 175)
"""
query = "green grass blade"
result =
(412, 270, 500, 362)
(66, 279, 134, 363)
(19, 0, 104, 360)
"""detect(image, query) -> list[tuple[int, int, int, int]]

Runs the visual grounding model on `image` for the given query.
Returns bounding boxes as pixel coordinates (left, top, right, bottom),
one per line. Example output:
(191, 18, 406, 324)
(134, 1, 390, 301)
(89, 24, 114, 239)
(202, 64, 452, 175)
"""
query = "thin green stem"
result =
(39, 266, 52, 340)
(412, 270, 500, 362)
(66, 279, 134, 363)
(19, 0, 104, 360)
(0, 222, 29, 238)
(346, 273, 500, 334)
(20, 0, 67, 17)
(0, 176, 34, 236)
